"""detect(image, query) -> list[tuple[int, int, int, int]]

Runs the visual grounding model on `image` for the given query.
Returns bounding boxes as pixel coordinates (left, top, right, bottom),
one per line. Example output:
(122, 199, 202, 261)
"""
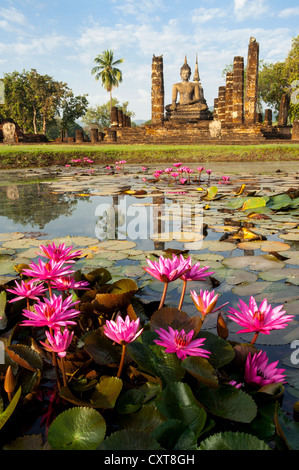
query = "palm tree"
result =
(91, 50, 124, 115)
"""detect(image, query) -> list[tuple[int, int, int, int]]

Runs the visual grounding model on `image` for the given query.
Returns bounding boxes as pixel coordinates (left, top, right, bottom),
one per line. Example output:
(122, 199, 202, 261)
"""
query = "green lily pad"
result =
(98, 429, 162, 450)
(199, 431, 271, 450)
(222, 254, 285, 271)
(259, 268, 299, 283)
(197, 385, 257, 423)
(47, 407, 106, 450)
(231, 281, 273, 296)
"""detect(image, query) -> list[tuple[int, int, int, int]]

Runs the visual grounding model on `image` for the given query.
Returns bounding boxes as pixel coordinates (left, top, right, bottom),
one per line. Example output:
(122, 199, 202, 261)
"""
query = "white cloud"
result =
(0, 6, 28, 32)
(191, 7, 226, 24)
(233, 0, 269, 21)
(278, 7, 299, 18)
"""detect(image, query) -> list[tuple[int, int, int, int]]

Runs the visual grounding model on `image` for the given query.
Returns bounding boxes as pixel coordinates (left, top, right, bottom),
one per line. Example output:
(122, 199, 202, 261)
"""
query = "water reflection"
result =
(0, 183, 79, 230)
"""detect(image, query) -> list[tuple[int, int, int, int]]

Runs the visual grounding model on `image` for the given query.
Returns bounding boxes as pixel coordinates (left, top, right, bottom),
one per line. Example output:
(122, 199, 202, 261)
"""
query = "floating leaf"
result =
(47, 407, 106, 450)
(116, 388, 145, 414)
(156, 382, 207, 438)
(222, 254, 285, 271)
(242, 197, 269, 211)
(150, 307, 202, 337)
(117, 405, 165, 433)
(5, 345, 43, 372)
(98, 429, 162, 450)
(199, 431, 271, 450)
(182, 356, 218, 388)
(197, 385, 257, 423)
(0, 386, 22, 430)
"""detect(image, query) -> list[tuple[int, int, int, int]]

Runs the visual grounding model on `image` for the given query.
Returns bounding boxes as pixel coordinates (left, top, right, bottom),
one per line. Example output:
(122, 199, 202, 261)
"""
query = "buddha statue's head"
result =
(180, 57, 191, 81)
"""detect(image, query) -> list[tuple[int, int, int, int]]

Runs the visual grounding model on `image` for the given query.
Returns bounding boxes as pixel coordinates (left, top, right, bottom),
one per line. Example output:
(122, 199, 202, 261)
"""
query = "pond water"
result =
(0, 162, 299, 421)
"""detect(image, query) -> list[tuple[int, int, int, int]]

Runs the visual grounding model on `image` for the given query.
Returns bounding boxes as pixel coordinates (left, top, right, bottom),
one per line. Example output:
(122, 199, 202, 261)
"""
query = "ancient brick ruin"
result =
(111, 36, 296, 145)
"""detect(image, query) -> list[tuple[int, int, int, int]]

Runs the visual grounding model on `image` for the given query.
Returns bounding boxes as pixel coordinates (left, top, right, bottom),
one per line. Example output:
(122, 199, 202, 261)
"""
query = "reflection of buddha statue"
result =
(165, 56, 212, 121)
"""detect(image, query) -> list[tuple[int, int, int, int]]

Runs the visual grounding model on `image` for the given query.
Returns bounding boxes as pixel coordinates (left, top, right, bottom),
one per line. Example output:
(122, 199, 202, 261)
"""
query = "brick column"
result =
(278, 93, 290, 126)
(151, 55, 164, 125)
(264, 109, 272, 126)
(90, 128, 98, 143)
(213, 98, 219, 120)
(244, 37, 259, 124)
(225, 72, 233, 123)
(117, 109, 123, 128)
(232, 56, 244, 124)
(217, 86, 226, 123)
(292, 120, 299, 140)
(111, 106, 119, 127)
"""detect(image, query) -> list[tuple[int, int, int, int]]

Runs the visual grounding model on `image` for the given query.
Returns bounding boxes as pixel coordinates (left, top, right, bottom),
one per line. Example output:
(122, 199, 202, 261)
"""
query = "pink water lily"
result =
(143, 254, 190, 284)
(244, 350, 286, 387)
(36, 242, 82, 263)
(180, 257, 215, 282)
(103, 315, 143, 345)
(7, 279, 47, 303)
(51, 276, 90, 292)
(178, 257, 215, 310)
(103, 315, 143, 378)
(40, 328, 74, 358)
(144, 254, 190, 309)
(154, 327, 210, 360)
(227, 296, 294, 344)
(21, 294, 80, 329)
(173, 162, 182, 168)
(190, 289, 228, 318)
(22, 258, 74, 282)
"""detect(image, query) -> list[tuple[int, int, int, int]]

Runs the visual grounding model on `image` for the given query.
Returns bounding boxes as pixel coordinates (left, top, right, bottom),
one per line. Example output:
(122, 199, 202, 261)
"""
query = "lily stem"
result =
(178, 280, 187, 311)
(251, 331, 259, 345)
(117, 344, 126, 378)
(158, 282, 168, 310)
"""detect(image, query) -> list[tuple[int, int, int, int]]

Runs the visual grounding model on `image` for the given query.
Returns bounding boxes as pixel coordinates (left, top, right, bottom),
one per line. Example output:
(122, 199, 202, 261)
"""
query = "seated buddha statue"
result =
(165, 56, 212, 121)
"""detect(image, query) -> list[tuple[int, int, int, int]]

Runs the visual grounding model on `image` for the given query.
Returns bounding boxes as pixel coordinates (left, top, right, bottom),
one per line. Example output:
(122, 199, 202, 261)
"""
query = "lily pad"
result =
(259, 268, 299, 284)
(47, 407, 106, 450)
(260, 241, 291, 252)
(222, 254, 285, 271)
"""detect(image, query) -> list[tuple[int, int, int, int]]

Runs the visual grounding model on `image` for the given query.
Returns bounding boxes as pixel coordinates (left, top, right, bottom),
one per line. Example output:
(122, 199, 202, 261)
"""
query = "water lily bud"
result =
(4, 366, 16, 394)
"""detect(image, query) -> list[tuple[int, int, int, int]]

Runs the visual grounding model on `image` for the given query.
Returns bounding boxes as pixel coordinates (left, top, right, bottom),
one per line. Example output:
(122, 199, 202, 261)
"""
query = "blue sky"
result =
(0, 0, 298, 121)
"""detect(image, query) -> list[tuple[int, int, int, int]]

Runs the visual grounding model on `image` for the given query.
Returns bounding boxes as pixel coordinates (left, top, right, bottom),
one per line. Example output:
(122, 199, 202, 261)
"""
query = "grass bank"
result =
(0, 143, 298, 169)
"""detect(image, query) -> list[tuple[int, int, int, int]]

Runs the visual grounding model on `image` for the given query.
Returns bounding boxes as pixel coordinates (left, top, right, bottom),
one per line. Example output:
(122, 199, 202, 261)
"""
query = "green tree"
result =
(258, 35, 299, 121)
(2, 69, 68, 134)
(91, 50, 124, 113)
(58, 90, 89, 140)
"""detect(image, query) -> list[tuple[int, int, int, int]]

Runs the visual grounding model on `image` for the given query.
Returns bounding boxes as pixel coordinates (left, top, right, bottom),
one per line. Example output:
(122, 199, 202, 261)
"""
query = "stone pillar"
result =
(225, 72, 233, 123)
(278, 93, 290, 126)
(98, 131, 104, 141)
(232, 56, 244, 124)
(151, 55, 164, 125)
(117, 109, 123, 127)
(90, 128, 98, 143)
(213, 98, 218, 120)
(217, 86, 226, 123)
(244, 37, 259, 125)
(111, 107, 119, 127)
(75, 129, 84, 142)
(264, 109, 272, 126)
(292, 120, 299, 140)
